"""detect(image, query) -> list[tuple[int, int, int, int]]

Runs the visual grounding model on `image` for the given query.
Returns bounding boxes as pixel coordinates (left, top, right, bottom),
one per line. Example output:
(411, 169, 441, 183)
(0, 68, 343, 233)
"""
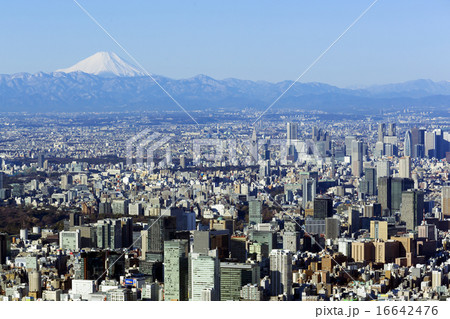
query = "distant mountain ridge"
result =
(0, 52, 449, 113)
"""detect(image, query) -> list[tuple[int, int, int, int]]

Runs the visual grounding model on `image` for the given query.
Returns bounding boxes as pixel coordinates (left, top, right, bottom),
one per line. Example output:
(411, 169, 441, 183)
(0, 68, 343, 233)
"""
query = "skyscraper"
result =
(404, 130, 413, 157)
(302, 178, 316, 208)
(313, 196, 333, 219)
(164, 239, 189, 301)
(387, 123, 396, 136)
(219, 262, 259, 301)
(399, 156, 412, 179)
(391, 177, 415, 213)
(249, 199, 262, 225)
(351, 140, 363, 177)
(378, 123, 385, 142)
(425, 130, 437, 158)
(269, 249, 293, 300)
(0, 233, 7, 264)
(286, 122, 298, 141)
(400, 190, 424, 231)
(442, 186, 450, 217)
(377, 176, 392, 214)
(377, 160, 391, 178)
(189, 250, 220, 301)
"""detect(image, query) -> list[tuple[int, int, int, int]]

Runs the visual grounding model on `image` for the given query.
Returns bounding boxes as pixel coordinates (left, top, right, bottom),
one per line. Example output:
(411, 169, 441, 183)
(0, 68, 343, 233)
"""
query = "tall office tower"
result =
(411, 127, 426, 158)
(96, 219, 122, 249)
(378, 123, 386, 142)
(391, 177, 415, 213)
(434, 129, 444, 159)
(377, 160, 391, 178)
(61, 174, 73, 190)
(370, 220, 388, 241)
(361, 167, 377, 196)
(345, 135, 356, 156)
(387, 123, 396, 136)
(220, 262, 259, 301)
(425, 130, 437, 158)
(302, 178, 316, 208)
(400, 190, 424, 231)
(119, 217, 133, 248)
(432, 270, 442, 290)
(325, 217, 340, 240)
(29, 270, 42, 294)
(374, 141, 385, 158)
(180, 155, 186, 169)
(351, 140, 363, 177)
(378, 176, 392, 214)
(164, 239, 189, 301)
(37, 152, 45, 169)
(442, 186, 450, 217)
(0, 172, 4, 189)
(59, 230, 81, 251)
(0, 233, 7, 264)
(399, 156, 412, 178)
(313, 196, 333, 219)
(189, 250, 220, 301)
(364, 203, 382, 218)
(269, 250, 293, 300)
(141, 217, 176, 261)
(249, 199, 262, 225)
(404, 130, 413, 157)
(348, 207, 360, 233)
(283, 231, 300, 252)
(286, 122, 298, 141)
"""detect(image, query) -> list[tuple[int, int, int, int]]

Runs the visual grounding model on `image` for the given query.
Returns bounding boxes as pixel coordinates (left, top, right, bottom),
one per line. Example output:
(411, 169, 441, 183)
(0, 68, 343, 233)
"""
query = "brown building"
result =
(351, 241, 375, 263)
(391, 235, 416, 257)
(374, 240, 400, 263)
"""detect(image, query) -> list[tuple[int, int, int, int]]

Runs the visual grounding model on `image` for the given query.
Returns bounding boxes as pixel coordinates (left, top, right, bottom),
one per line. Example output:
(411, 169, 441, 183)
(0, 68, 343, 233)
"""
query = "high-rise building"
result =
(325, 217, 340, 240)
(164, 239, 189, 301)
(391, 177, 415, 213)
(387, 123, 396, 136)
(400, 190, 424, 231)
(404, 130, 413, 157)
(302, 178, 316, 209)
(345, 135, 356, 156)
(29, 270, 42, 294)
(219, 262, 259, 301)
(269, 250, 293, 299)
(249, 199, 262, 225)
(313, 196, 333, 219)
(348, 207, 360, 234)
(283, 231, 300, 252)
(37, 153, 45, 169)
(361, 167, 377, 196)
(399, 156, 412, 179)
(378, 123, 386, 142)
(286, 122, 298, 141)
(96, 219, 122, 250)
(425, 131, 437, 158)
(442, 186, 450, 217)
(0, 233, 7, 264)
(378, 176, 392, 214)
(141, 217, 176, 261)
(189, 250, 220, 301)
(351, 140, 363, 177)
(59, 230, 81, 251)
(370, 220, 388, 241)
(432, 270, 442, 290)
(377, 160, 391, 178)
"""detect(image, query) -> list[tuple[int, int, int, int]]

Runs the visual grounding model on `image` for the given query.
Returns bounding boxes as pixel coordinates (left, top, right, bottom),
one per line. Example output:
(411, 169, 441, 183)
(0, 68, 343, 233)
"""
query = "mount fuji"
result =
(56, 51, 146, 77)
(0, 51, 449, 113)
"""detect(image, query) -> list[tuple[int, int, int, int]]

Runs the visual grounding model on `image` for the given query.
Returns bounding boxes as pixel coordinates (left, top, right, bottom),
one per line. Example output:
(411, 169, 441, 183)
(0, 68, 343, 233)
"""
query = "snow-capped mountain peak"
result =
(56, 51, 145, 77)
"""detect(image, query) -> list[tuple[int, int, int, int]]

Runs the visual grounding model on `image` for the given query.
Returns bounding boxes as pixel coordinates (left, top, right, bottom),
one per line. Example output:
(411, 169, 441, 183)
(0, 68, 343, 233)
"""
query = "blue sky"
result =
(0, 0, 449, 87)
